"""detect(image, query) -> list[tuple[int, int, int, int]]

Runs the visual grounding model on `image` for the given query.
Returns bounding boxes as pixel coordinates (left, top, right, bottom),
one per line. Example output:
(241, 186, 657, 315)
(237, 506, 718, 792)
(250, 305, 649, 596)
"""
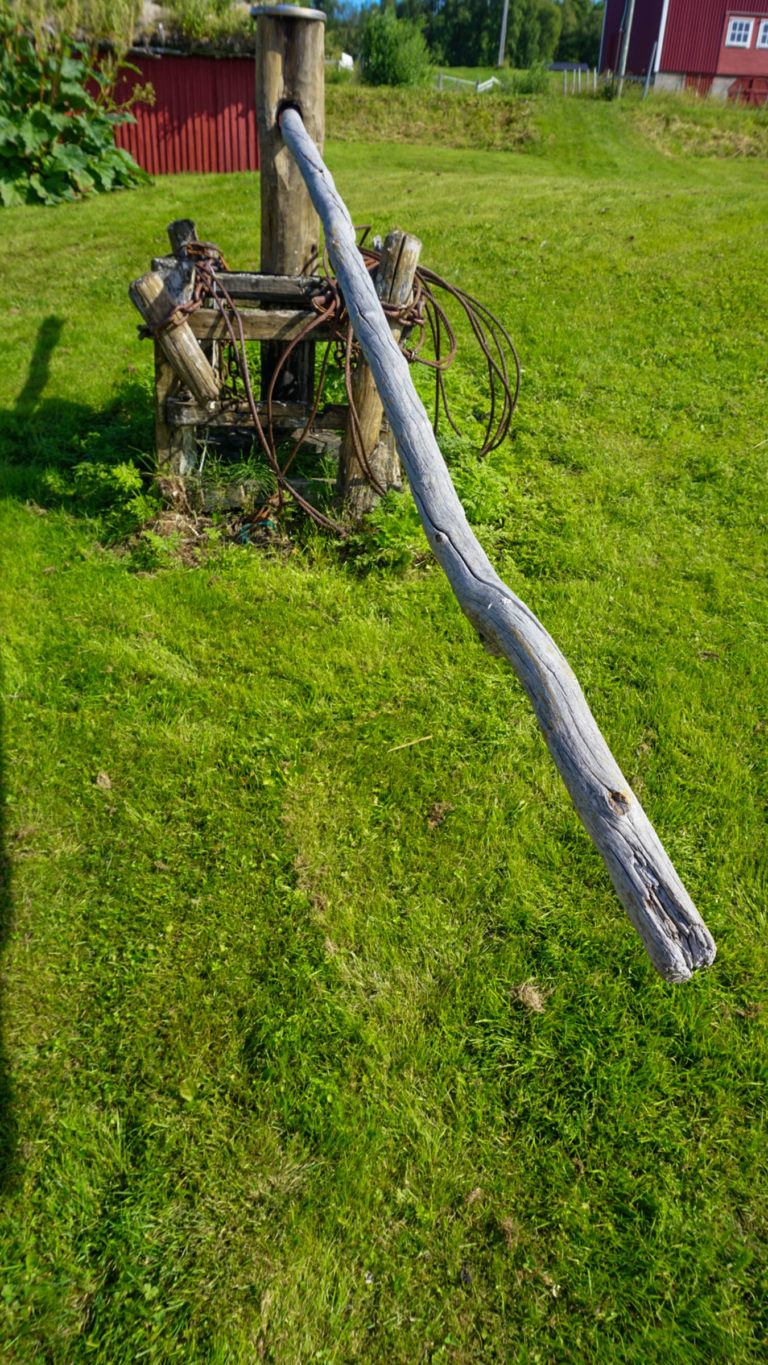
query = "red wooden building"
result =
(599, 0, 768, 100)
(113, 52, 260, 175)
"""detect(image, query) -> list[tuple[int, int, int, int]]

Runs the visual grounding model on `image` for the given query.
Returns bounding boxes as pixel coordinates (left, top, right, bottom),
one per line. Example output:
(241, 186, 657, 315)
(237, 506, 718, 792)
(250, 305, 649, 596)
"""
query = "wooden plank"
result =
(279, 104, 716, 984)
(150, 262, 325, 307)
(165, 396, 347, 431)
(215, 272, 325, 306)
(188, 307, 334, 344)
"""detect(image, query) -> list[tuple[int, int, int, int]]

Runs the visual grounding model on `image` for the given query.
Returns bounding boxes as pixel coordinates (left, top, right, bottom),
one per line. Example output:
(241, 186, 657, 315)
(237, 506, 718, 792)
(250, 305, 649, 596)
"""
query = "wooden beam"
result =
(165, 397, 347, 432)
(129, 270, 219, 406)
(188, 307, 334, 344)
(150, 264, 325, 307)
(210, 273, 325, 306)
(279, 105, 716, 983)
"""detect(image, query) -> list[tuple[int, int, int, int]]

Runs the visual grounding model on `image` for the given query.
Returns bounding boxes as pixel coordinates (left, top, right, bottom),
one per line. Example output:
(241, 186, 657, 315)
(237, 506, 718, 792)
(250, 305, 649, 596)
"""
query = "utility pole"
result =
(497, 0, 510, 67)
(615, 0, 638, 98)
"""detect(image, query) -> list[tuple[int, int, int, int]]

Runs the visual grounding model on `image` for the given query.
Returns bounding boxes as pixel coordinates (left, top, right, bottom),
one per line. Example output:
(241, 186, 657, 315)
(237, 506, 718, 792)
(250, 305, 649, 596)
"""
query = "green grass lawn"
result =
(1, 92, 767, 1362)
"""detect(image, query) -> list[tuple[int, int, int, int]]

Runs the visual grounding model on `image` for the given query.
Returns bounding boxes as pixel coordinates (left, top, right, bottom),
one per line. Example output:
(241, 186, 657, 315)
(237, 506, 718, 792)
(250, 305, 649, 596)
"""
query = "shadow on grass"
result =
(0, 688, 17, 1192)
(0, 313, 154, 514)
(14, 315, 65, 420)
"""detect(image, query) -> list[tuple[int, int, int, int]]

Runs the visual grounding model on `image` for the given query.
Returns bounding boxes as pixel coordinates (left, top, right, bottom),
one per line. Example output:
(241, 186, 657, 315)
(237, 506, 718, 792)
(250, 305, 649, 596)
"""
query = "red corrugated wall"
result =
(662, 0, 768, 76)
(113, 54, 259, 175)
(601, 0, 664, 74)
(601, 0, 768, 77)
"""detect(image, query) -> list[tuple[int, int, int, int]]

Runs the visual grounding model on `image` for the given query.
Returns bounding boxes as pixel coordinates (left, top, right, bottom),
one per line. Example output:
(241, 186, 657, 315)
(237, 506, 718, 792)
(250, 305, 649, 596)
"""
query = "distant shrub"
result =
(325, 63, 356, 87)
(500, 62, 552, 96)
(361, 10, 430, 88)
(0, 13, 148, 207)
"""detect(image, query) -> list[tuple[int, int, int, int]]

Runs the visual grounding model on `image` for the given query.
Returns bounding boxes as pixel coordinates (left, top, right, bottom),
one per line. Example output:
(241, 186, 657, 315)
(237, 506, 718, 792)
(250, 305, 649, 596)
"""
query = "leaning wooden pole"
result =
(279, 105, 715, 983)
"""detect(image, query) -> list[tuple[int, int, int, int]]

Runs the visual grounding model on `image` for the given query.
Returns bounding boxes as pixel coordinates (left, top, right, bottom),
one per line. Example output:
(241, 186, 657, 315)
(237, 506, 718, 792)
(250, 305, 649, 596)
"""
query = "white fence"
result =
(435, 72, 501, 94)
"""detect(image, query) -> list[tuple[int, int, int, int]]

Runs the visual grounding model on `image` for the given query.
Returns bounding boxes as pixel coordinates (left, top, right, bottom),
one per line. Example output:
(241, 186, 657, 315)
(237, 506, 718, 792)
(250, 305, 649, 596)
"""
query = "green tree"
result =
(555, 0, 604, 65)
(361, 7, 431, 86)
(537, 0, 563, 60)
(394, 0, 565, 69)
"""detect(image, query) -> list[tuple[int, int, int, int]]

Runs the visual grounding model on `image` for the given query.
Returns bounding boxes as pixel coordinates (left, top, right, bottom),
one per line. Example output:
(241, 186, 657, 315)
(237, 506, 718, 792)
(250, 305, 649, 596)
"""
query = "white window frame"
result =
(757, 19, 768, 48)
(725, 16, 754, 47)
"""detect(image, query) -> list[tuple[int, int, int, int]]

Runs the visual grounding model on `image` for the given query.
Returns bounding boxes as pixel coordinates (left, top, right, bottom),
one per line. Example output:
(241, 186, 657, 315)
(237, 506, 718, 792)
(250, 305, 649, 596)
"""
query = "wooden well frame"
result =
(130, 6, 416, 517)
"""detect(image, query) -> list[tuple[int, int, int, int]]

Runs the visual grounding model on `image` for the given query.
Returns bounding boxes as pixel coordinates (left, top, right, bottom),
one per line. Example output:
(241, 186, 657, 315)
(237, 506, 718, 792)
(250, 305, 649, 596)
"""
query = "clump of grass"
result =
(633, 94, 768, 158)
(326, 84, 535, 150)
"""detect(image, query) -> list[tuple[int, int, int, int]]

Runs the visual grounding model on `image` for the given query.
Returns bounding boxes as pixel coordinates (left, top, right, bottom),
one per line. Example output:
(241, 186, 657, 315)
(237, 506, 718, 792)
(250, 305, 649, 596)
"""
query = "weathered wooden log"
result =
(337, 229, 421, 517)
(167, 217, 197, 256)
(279, 105, 716, 983)
(255, 6, 326, 405)
(207, 273, 325, 307)
(188, 307, 334, 344)
(153, 343, 188, 474)
(166, 397, 347, 432)
(129, 271, 219, 406)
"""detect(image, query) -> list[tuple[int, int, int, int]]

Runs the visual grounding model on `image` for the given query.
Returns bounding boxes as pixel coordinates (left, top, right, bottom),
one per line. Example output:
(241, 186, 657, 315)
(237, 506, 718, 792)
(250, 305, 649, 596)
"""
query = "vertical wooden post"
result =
(337, 229, 422, 520)
(153, 347, 196, 480)
(255, 5, 325, 405)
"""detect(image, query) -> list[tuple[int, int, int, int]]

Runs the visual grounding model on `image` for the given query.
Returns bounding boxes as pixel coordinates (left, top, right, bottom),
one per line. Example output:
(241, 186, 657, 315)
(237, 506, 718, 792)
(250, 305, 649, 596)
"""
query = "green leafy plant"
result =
(0, 9, 149, 207)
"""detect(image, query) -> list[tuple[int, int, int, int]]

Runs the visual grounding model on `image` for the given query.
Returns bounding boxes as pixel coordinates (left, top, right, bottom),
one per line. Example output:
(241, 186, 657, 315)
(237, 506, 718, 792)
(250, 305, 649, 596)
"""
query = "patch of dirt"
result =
(511, 979, 550, 1014)
(427, 800, 454, 830)
(120, 498, 294, 568)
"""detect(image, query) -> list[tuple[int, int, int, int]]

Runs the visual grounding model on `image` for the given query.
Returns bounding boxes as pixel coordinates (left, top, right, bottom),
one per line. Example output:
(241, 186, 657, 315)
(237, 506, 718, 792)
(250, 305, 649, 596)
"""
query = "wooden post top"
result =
(255, 6, 326, 20)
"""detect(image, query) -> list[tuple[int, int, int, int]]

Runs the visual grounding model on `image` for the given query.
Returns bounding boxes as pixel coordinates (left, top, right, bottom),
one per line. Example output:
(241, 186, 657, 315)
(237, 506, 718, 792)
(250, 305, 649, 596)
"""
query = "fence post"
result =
(337, 229, 422, 518)
(255, 5, 326, 405)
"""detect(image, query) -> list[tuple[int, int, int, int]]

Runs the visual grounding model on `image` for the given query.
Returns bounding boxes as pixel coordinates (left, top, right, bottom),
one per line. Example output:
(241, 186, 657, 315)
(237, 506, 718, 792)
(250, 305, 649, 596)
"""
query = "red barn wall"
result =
(661, 0, 724, 74)
(601, 0, 768, 80)
(113, 54, 259, 175)
(715, 10, 768, 75)
(601, 0, 664, 74)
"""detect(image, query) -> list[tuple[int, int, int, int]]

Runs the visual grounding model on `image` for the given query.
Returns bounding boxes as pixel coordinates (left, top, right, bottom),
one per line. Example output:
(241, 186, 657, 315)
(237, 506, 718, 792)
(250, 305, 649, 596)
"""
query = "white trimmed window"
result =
(725, 16, 754, 46)
(757, 19, 768, 48)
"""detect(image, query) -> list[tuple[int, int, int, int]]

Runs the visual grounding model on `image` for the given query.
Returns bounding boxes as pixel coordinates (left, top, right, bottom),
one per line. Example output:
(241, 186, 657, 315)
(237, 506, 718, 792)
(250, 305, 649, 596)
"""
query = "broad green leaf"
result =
(0, 174, 25, 208)
(27, 172, 57, 206)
